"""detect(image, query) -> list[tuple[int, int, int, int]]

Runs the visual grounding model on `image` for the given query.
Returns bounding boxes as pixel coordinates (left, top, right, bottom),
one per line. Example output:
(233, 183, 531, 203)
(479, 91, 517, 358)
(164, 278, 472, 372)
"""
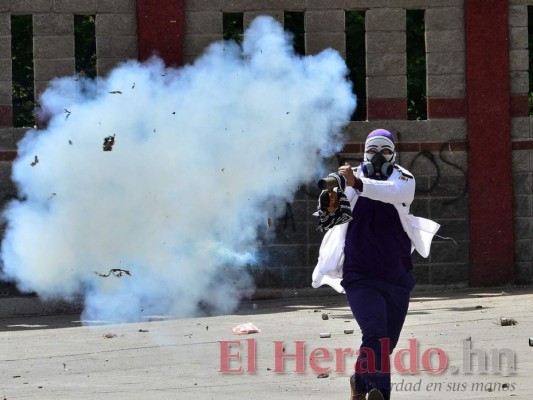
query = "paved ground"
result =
(0, 286, 532, 399)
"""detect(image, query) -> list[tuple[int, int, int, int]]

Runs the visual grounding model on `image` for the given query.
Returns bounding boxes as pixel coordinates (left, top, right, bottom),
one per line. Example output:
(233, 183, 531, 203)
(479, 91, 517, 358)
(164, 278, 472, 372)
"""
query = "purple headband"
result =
(367, 129, 394, 143)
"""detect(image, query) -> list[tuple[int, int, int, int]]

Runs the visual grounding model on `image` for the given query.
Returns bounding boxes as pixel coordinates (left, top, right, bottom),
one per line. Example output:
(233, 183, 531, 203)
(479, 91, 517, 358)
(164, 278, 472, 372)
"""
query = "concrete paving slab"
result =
(0, 286, 532, 399)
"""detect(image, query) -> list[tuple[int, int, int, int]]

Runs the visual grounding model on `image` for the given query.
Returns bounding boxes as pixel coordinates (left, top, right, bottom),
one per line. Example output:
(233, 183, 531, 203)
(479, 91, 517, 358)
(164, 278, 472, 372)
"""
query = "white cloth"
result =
(311, 165, 440, 293)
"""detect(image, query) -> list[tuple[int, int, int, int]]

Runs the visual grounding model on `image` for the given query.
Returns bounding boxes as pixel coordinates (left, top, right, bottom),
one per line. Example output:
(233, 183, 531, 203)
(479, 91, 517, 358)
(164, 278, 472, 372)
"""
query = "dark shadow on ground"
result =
(0, 285, 530, 332)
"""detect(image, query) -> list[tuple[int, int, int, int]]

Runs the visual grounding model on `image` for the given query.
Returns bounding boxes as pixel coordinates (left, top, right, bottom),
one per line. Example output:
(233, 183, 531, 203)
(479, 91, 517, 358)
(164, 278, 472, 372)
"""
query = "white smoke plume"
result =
(1, 16, 356, 322)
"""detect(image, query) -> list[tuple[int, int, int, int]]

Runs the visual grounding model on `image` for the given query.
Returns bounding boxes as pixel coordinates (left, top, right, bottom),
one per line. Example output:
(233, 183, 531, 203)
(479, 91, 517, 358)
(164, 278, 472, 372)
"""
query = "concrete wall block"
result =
(222, 0, 259, 11)
(264, 0, 305, 9)
(33, 80, 49, 99)
(0, 14, 9, 36)
(306, 0, 344, 10)
(259, 265, 310, 288)
(404, 153, 439, 182)
(515, 261, 533, 285)
(430, 175, 469, 198)
(0, 162, 16, 205)
(366, 31, 405, 54)
(429, 196, 468, 220)
(305, 10, 345, 33)
(96, 14, 136, 36)
(514, 195, 531, 217)
(512, 150, 530, 172)
(263, 244, 307, 269)
(509, 26, 528, 50)
(96, 0, 136, 13)
(411, 196, 429, 216)
(427, 0, 463, 7)
(510, 70, 529, 94)
(367, 75, 406, 98)
(510, 49, 529, 71)
(426, 74, 465, 97)
(427, 51, 464, 75)
(342, 121, 427, 144)
(33, 13, 73, 36)
(433, 219, 469, 242)
(0, 60, 11, 81)
(0, 36, 10, 59)
(34, 58, 75, 81)
(10, 0, 53, 13)
(429, 263, 469, 285)
(512, 117, 529, 139)
(390, 119, 429, 141)
(0, 80, 11, 103)
(388, 0, 428, 8)
(342, 121, 369, 142)
(367, 51, 406, 76)
(305, 32, 345, 57)
(514, 239, 532, 262)
(97, 35, 137, 59)
(426, 30, 464, 53)
(437, 150, 468, 175)
(13, 127, 29, 146)
(97, 57, 128, 77)
(345, 0, 387, 9)
(513, 217, 531, 238)
(53, 0, 96, 13)
(425, 7, 464, 31)
(0, 127, 14, 150)
(428, 118, 467, 141)
(185, 0, 223, 11)
(270, 222, 308, 245)
(512, 172, 531, 195)
(244, 11, 283, 29)
(287, 200, 308, 222)
(33, 35, 74, 59)
(0, 0, 9, 12)
(185, 11, 222, 35)
(365, 8, 405, 31)
(509, 5, 527, 27)
(183, 34, 222, 57)
(529, 118, 533, 138)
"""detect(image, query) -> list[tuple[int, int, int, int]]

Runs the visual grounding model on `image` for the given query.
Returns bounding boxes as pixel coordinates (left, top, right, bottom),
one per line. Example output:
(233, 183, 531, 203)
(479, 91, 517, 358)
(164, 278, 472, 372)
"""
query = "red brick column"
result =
(136, 0, 185, 67)
(465, 0, 514, 286)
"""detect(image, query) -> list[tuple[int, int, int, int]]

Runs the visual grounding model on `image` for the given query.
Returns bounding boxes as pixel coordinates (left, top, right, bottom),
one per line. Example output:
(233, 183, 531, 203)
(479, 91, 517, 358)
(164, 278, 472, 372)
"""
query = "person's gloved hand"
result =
(338, 162, 363, 191)
(319, 190, 339, 213)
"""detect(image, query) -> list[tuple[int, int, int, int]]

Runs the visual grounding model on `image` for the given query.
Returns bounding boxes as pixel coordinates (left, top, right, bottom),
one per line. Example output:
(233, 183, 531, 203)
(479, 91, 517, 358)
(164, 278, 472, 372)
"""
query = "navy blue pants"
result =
(342, 272, 414, 400)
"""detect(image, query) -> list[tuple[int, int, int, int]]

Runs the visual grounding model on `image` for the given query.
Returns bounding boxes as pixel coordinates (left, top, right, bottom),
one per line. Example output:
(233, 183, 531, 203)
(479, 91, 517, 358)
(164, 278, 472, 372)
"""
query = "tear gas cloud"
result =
(1, 16, 356, 322)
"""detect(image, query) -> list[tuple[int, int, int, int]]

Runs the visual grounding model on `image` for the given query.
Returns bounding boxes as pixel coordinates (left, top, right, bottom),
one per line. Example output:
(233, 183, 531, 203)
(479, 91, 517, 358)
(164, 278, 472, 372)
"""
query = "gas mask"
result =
(361, 130, 396, 179)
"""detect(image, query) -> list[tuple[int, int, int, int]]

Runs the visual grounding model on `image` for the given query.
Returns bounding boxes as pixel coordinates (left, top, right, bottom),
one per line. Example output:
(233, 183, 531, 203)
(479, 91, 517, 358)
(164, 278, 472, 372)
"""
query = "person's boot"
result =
(349, 374, 366, 400)
(367, 388, 385, 400)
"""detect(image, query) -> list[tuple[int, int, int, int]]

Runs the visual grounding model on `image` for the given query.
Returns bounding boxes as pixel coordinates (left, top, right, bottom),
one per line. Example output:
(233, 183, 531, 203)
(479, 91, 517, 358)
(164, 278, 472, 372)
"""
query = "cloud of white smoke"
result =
(0, 16, 356, 322)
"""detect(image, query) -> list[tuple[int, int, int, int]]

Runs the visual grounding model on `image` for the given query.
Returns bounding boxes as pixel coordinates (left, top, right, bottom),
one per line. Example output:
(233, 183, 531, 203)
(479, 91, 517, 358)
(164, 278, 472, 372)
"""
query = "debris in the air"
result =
(103, 135, 115, 151)
(94, 268, 131, 278)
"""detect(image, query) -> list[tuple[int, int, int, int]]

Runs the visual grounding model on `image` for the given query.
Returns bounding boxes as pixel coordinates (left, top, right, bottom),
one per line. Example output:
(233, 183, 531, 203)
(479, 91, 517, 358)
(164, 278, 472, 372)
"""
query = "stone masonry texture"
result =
(0, 0, 532, 291)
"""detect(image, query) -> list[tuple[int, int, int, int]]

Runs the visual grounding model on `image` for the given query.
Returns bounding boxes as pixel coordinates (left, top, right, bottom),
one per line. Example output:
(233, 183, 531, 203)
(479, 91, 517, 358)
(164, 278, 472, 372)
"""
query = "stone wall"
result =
(0, 0, 532, 289)
(509, 0, 533, 284)
(181, 0, 472, 287)
(0, 0, 137, 208)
